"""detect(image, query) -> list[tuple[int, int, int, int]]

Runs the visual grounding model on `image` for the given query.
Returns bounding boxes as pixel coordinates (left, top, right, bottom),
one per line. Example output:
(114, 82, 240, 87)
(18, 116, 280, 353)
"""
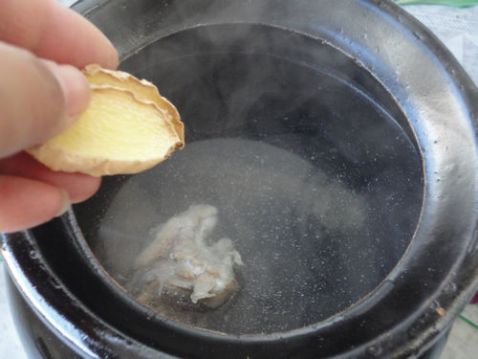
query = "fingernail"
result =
(56, 190, 71, 218)
(43, 61, 90, 117)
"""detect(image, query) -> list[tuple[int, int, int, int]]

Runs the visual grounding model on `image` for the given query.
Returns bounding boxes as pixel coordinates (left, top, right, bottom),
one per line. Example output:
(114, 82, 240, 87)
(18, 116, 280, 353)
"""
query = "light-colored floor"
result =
(0, 3, 477, 359)
(0, 265, 28, 358)
(441, 305, 478, 359)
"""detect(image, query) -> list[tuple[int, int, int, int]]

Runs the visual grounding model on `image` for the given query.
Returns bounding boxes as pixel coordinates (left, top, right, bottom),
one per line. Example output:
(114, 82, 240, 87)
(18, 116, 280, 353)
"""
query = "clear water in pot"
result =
(75, 24, 423, 335)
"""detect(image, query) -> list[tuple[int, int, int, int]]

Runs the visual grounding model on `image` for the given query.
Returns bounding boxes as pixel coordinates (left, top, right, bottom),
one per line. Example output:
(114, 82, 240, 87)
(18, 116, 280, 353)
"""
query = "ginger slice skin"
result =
(27, 66, 184, 176)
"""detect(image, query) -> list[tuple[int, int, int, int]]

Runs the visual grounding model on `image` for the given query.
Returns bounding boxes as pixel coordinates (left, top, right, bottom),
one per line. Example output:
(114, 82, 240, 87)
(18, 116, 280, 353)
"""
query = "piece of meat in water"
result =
(129, 204, 243, 309)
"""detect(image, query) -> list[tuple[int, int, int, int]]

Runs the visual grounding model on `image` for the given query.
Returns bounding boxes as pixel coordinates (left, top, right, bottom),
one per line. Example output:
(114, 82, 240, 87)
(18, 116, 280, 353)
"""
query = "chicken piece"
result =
(129, 205, 243, 309)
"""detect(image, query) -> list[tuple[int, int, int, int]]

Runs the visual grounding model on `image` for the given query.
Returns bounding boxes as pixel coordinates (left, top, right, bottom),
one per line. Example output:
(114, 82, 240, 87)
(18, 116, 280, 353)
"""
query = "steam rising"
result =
(80, 19, 423, 335)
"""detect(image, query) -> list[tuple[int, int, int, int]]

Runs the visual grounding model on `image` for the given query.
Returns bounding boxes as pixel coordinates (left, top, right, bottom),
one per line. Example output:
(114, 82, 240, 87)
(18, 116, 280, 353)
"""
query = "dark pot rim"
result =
(2, 0, 478, 358)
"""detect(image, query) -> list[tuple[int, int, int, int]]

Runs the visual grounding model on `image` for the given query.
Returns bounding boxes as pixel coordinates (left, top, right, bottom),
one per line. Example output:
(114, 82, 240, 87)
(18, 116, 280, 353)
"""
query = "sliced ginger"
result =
(83, 65, 184, 143)
(27, 65, 184, 176)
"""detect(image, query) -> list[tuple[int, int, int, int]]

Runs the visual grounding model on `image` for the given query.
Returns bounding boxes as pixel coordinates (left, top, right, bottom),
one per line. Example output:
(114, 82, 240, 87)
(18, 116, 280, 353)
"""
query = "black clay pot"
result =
(2, 0, 478, 358)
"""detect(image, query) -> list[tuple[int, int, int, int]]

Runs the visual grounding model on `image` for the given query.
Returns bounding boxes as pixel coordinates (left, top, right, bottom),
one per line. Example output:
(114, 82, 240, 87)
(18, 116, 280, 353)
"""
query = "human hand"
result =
(0, 0, 118, 232)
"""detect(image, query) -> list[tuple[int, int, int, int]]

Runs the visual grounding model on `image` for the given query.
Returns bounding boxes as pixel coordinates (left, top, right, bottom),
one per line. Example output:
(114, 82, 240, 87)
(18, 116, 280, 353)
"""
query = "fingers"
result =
(0, 0, 112, 232)
(0, 153, 101, 232)
(0, 153, 101, 203)
(0, 175, 68, 233)
(0, 0, 118, 69)
(0, 42, 90, 158)
(42, 59, 92, 120)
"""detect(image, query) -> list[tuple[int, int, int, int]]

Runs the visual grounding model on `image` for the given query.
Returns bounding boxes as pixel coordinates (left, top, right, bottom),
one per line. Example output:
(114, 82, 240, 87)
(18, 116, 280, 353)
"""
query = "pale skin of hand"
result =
(0, 0, 118, 232)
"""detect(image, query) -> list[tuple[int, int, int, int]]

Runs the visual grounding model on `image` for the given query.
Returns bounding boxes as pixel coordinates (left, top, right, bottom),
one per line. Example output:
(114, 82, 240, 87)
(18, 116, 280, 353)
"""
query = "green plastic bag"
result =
(395, 0, 478, 7)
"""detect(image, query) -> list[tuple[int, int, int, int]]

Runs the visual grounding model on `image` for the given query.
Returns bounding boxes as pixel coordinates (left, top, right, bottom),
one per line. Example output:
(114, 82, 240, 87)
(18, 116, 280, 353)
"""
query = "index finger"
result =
(0, 0, 118, 69)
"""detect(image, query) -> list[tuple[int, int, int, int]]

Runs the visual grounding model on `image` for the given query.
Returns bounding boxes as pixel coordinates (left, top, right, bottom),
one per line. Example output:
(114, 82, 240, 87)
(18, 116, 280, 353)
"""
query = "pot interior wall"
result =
(74, 24, 423, 335)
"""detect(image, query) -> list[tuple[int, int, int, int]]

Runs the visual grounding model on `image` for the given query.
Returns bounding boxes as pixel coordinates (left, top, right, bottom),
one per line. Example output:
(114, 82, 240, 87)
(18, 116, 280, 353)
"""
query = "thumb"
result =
(0, 42, 90, 158)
